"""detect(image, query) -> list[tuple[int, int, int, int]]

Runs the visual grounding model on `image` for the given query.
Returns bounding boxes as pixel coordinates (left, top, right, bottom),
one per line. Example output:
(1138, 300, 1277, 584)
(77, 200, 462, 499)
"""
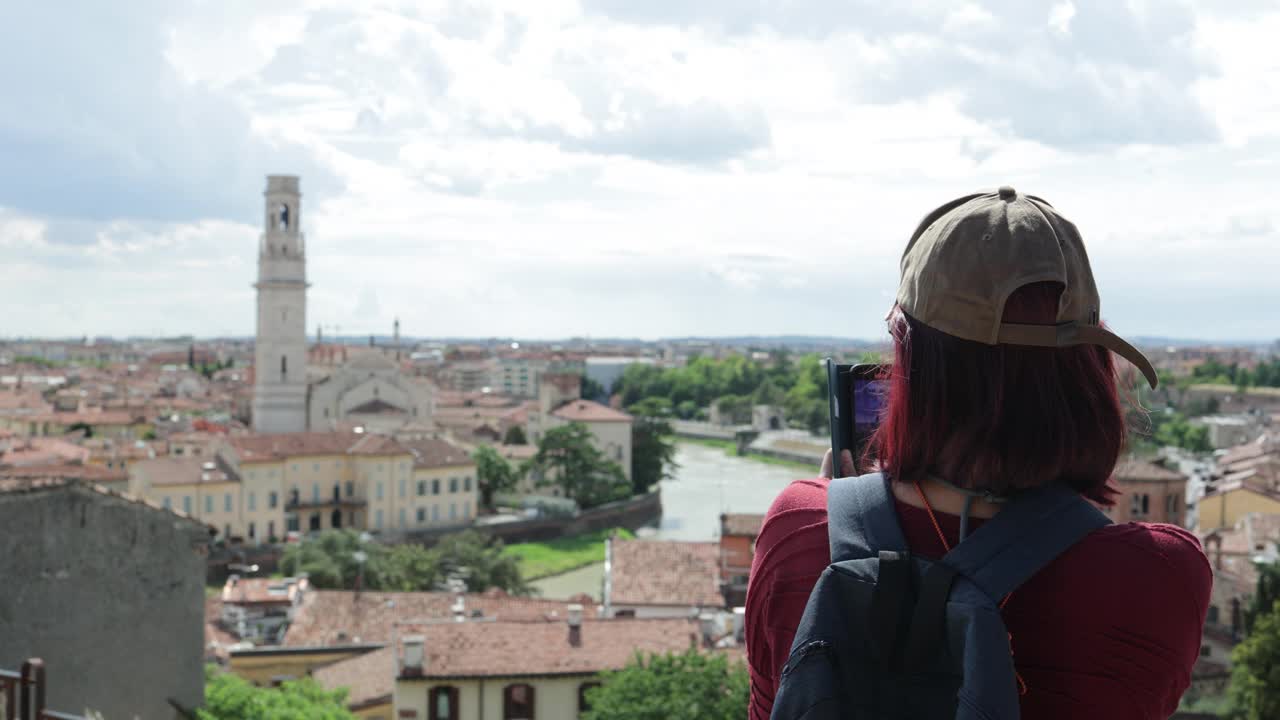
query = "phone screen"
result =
(852, 375, 889, 462)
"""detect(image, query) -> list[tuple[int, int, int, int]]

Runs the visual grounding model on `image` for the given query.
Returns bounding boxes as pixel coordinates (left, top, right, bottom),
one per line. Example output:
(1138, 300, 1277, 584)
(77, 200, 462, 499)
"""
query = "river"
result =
(649, 442, 812, 540)
(530, 442, 813, 598)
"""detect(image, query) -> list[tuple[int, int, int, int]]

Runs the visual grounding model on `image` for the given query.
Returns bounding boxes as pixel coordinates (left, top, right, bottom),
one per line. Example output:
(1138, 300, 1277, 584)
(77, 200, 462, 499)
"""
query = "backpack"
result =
(769, 472, 1110, 720)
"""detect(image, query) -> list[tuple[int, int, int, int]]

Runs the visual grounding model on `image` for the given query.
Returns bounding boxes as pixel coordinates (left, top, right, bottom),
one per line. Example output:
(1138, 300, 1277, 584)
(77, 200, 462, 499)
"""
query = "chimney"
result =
(402, 635, 425, 677)
(567, 603, 583, 647)
(451, 595, 466, 622)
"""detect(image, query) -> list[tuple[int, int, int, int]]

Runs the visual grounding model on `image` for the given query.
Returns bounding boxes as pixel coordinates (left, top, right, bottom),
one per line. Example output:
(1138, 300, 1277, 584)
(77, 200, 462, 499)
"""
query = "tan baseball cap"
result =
(896, 186, 1158, 389)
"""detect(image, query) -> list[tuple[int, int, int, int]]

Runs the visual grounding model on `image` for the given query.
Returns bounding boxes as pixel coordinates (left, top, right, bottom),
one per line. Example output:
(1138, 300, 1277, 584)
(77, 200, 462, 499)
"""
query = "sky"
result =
(2, 0, 1279, 342)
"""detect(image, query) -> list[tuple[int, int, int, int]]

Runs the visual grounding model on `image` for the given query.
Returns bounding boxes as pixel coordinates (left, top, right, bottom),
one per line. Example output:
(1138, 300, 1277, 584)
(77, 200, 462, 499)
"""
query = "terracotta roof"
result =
(348, 434, 410, 456)
(311, 645, 395, 710)
(402, 438, 474, 469)
(1111, 458, 1184, 483)
(1218, 438, 1269, 466)
(721, 513, 765, 538)
(0, 437, 91, 466)
(398, 617, 697, 678)
(0, 463, 127, 483)
(227, 431, 407, 462)
(133, 456, 235, 486)
(609, 539, 723, 608)
(282, 590, 601, 647)
(222, 576, 308, 606)
(551, 400, 632, 423)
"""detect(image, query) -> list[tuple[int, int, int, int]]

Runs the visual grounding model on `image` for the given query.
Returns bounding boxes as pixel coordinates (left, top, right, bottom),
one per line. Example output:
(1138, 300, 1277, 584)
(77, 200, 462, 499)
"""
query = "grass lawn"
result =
(677, 437, 817, 472)
(503, 527, 635, 580)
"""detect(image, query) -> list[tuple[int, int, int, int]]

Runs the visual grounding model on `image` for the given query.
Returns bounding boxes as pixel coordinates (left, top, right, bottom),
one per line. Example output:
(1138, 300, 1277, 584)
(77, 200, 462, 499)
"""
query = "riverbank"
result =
(677, 437, 817, 472)
(503, 527, 634, 580)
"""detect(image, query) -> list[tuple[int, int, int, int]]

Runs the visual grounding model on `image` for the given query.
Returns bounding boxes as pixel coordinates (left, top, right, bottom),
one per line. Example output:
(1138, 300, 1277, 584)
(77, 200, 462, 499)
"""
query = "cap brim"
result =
(998, 322, 1159, 390)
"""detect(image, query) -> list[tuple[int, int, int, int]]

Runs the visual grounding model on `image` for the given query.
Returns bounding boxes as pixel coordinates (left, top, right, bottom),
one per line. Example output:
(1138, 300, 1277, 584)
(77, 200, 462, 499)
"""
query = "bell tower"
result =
(252, 175, 309, 433)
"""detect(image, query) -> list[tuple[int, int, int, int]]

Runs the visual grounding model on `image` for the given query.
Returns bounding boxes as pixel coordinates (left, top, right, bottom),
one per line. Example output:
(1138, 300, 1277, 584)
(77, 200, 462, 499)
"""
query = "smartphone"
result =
(826, 360, 890, 476)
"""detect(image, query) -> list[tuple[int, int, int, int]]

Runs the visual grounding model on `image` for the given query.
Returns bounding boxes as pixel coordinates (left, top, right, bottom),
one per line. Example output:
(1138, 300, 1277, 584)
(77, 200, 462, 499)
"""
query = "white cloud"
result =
(0, 0, 1278, 341)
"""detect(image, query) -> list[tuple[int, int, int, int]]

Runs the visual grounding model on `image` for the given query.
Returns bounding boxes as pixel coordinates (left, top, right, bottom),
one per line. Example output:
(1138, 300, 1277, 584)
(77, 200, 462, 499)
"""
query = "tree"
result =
(474, 445, 518, 511)
(279, 529, 530, 595)
(430, 529, 530, 595)
(199, 666, 356, 720)
(1228, 599, 1280, 719)
(582, 649, 749, 720)
(531, 422, 631, 509)
(503, 424, 528, 445)
(630, 404, 678, 495)
(1246, 562, 1280, 636)
(582, 374, 608, 402)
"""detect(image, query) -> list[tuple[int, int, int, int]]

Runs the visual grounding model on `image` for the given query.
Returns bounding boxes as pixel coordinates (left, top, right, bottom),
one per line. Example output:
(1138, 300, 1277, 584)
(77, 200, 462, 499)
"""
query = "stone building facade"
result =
(0, 478, 210, 719)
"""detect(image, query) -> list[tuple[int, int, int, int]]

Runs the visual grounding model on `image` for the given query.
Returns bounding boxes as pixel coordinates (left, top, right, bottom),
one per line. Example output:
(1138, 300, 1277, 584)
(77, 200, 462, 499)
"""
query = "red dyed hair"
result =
(869, 282, 1126, 504)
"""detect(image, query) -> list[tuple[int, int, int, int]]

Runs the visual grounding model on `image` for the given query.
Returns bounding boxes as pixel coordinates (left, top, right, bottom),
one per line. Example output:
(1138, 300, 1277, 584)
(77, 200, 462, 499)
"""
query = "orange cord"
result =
(912, 479, 1028, 696)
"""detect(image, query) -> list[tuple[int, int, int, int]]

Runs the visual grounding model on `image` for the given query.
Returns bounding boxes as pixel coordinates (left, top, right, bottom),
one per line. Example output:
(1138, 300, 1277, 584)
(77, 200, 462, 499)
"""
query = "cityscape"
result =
(5, 2, 1280, 720)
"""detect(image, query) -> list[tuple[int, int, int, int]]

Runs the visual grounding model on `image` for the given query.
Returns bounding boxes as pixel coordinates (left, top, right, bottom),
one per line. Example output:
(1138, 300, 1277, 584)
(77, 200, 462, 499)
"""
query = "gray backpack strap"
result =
(941, 482, 1111, 601)
(827, 473, 908, 562)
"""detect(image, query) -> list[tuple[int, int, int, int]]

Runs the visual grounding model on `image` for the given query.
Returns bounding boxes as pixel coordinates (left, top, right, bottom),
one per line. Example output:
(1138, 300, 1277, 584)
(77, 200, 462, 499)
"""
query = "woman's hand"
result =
(819, 448, 856, 479)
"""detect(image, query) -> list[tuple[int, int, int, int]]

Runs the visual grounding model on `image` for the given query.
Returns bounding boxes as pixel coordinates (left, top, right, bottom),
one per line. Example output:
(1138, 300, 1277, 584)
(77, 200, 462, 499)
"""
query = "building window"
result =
(579, 682, 601, 715)
(449, 477, 458, 493)
(345, 481, 354, 497)
(376, 509, 383, 529)
(432, 506, 439, 523)
(313, 463, 320, 472)
(400, 478, 406, 498)
(205, 496, 213, 514)
(248, 522, 256, 539)
(615, 446, 623, 461)
(1141, 494, 1150, 515)
(162, 496, 172, 510)
(504, 683, 535, 720)
(429, 686, 460, 720)
(225, 493, 232, 512)
(281, 355, 287, 380)
(268, 520, 275, 539)
(463, 502, 470, 519)
(269, 491, 278, 509)
(1201, 644, 1211, 657)
(432, 479, 441, 495)
(1208, 605, 1220, 624)
(399, 508, 406, 527)
(224, 523, 231, 538)
(312, 484, 320, 502)
(291, 464, 298, 473)
(377, 482, 384, 500)
(464, 477, 472, 492)
(449, 503, 456, 521)
(417, 480, 427, 496)
(417, 508, 426, 524)
(248, 492, 256, 511)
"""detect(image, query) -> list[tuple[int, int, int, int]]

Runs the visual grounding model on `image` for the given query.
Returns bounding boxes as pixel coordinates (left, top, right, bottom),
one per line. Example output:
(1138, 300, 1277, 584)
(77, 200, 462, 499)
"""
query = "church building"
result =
(252, 175, 434, 435)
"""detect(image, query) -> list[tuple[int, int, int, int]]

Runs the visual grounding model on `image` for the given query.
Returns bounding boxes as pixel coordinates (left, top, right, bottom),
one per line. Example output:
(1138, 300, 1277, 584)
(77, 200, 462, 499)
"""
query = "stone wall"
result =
(0, 484, 209, 720)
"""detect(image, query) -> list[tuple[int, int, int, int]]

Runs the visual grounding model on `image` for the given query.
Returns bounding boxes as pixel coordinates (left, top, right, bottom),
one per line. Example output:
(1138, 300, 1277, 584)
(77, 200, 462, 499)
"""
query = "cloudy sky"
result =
(2, 1, 1279, 342)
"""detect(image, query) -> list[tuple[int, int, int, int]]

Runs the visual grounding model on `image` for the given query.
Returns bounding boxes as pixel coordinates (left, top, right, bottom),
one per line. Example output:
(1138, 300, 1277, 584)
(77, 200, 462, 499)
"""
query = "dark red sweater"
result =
(746, 477, 1212, 720)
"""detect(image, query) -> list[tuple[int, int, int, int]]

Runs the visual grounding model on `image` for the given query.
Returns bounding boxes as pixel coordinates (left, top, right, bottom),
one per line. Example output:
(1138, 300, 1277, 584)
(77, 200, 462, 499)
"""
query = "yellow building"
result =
(129, 430, 478, 541)
(227, 644, 383, 688)
(1198, 479, 1280, 531)
(392, 611, 703, 720)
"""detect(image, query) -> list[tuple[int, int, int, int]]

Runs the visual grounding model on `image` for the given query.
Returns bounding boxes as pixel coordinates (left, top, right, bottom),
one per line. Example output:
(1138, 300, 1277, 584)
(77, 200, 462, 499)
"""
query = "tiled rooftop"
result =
(283, 590, 600, 647)
(551, 400, 632, 423)
(311, 645, 395, 710)
(608, 539, 723, 608)
(720, 513, 765, 538)
(398, 617, 698, 678)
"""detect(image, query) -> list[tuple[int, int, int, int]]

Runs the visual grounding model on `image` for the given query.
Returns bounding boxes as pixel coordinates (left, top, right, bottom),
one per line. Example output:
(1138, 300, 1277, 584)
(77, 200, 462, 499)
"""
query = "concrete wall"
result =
(0, 485, 209, 720)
